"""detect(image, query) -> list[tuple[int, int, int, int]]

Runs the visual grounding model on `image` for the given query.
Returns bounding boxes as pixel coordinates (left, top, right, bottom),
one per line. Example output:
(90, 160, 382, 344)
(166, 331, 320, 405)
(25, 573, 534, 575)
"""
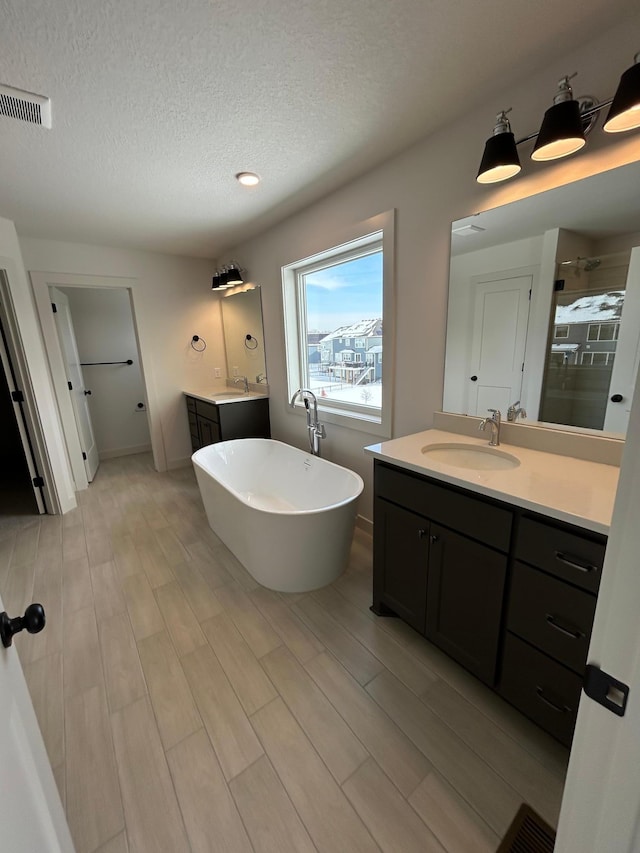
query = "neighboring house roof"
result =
(320, 318, 382, 341)
(555, 291, 625, 325)
(368, 345, 383, 353)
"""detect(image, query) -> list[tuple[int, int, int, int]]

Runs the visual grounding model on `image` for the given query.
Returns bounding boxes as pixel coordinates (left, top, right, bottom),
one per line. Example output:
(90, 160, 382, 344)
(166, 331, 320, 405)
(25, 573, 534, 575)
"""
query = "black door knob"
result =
(470, 375, 478, 382)
(610, 393, 623, 403)
(84, 389, 92, 396)
(0, 603, 46, 648)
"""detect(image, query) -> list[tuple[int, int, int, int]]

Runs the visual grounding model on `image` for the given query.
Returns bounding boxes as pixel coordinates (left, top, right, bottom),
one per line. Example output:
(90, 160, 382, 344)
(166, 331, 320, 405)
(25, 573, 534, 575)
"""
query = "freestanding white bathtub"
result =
(192, 439, 364, 592)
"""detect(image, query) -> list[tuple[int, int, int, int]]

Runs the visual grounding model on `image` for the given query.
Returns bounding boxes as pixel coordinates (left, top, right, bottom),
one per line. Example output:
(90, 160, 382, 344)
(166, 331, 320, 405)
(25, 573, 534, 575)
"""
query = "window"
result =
(282, 211, 394, 435)
(587, 322, 619, 341)
(581, 351, 616, 366)
(554, 325, 569, 339)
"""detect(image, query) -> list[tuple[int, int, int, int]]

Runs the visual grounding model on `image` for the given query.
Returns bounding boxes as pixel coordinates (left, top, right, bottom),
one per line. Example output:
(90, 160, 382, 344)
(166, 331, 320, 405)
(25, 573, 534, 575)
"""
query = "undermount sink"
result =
(421, 442, 520, 471)
(208, 390, 246, 399)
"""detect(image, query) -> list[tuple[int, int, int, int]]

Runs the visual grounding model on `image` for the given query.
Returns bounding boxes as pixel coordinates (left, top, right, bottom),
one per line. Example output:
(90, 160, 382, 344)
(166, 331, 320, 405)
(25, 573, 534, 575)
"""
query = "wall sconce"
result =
(212, 262, 245, 290)
(477, 52, 640, 184)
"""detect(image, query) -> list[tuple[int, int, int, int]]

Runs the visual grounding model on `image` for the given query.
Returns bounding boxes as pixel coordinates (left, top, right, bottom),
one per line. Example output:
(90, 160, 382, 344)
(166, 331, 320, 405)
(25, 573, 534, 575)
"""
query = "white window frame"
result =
(282, 210, 395, 437)
(554, 324, 569, 339)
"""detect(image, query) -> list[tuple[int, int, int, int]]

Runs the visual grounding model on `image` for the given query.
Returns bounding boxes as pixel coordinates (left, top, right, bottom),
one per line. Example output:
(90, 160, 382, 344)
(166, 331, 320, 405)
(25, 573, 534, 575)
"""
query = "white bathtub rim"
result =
(191, 439, 364, 516)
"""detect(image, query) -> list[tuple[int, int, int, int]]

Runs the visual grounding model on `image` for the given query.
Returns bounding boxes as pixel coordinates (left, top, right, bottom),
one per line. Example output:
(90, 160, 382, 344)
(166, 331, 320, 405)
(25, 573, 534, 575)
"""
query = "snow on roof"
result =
(320, 318, 382, 341)
(368, 345, 383, 353)
(555, 291, 625, 325)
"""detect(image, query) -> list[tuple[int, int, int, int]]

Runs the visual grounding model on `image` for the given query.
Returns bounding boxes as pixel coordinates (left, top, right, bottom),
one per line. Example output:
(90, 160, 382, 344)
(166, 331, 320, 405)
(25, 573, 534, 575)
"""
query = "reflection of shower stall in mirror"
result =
(539, 248, 640, 434)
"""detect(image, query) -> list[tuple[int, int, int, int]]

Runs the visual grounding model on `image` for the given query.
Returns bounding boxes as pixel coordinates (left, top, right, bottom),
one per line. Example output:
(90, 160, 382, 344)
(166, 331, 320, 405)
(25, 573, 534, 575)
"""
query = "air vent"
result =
(0, 84, 51, 128)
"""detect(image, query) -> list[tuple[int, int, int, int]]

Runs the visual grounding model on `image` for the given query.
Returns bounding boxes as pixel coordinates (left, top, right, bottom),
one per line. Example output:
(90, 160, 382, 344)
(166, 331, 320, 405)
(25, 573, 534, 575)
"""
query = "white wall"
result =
(20, 238, 224, 470)
(62, 287, 151, 458)
(224, 17, 640, 521)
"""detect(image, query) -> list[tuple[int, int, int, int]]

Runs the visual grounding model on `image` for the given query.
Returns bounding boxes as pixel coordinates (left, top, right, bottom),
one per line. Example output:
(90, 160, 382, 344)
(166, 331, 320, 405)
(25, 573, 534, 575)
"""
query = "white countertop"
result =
(184, 388, 269, 406)
(365, 429, 619, 535)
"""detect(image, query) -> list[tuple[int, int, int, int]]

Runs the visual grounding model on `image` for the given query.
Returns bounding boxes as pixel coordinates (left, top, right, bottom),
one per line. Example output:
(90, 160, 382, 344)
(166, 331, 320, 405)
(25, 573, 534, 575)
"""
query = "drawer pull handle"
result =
(545, 614, 584, 640)
(418, 529, 427, 539)
(536, 686, 570, 714)
(554, 551, 598, 574)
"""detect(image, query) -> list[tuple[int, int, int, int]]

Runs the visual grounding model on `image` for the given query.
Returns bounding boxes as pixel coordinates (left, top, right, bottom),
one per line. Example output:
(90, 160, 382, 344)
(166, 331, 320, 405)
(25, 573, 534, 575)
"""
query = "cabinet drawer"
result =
(186, 395, 196, 412)
(375, 462, 512, 551)
(515, 517, 606, 593)
(499, 633, 582, 747)
(508, 561, 596, 674)
(195, 398, 220, 423)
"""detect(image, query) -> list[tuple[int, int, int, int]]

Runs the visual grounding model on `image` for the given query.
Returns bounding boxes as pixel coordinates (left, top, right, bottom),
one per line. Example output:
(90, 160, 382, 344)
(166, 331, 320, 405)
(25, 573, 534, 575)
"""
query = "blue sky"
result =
(305, 251, 383, 331)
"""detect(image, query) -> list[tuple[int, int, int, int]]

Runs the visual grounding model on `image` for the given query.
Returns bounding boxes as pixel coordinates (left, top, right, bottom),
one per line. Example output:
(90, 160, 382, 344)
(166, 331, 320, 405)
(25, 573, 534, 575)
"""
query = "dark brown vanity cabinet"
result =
(372, 459, 608, 746)
(186, 395, 270, 451)
(373, 461, 511, 685)
(499, 515, 605, 746)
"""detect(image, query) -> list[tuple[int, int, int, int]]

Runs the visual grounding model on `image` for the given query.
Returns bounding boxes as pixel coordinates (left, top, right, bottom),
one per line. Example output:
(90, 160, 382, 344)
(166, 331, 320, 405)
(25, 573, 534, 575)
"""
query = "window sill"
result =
(290, 401, 390, 439)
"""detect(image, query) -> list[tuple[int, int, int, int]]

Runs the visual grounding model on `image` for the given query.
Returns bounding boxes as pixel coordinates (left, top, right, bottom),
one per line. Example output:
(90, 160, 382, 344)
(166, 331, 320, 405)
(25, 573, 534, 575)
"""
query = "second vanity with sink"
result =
(365, 427, 618, 746)
(184, 388, 271, 451)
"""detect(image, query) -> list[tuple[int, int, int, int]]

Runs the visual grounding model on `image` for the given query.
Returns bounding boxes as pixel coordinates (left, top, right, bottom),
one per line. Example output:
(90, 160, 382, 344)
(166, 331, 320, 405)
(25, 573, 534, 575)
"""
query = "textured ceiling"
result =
(0, 0, 637, 258)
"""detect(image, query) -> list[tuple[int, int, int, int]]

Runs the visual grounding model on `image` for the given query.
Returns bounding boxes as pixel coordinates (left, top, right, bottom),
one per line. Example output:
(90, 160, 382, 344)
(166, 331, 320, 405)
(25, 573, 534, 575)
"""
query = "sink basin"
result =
(421, 442, 520, 471)
(207, 390, 247, 399)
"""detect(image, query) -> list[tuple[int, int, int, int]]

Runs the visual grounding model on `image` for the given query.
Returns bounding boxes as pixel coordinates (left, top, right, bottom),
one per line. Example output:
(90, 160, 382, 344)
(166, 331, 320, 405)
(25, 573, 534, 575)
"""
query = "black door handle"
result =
(0, 603, 46, 648)
(610, 393, 623, 403)
(470, 375, 478, 382)
(84, 389, 92, 396)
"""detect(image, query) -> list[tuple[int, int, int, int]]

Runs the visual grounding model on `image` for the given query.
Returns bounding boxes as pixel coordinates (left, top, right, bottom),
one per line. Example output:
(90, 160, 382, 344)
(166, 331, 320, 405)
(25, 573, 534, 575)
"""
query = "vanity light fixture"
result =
(212, 263, 245, 290)
(604, 52, 640, 132)
(531, 75, 585, 161)
(235, 171, 260, 186)
(476, 52, 640, 184)
(477, 109, 521, 184)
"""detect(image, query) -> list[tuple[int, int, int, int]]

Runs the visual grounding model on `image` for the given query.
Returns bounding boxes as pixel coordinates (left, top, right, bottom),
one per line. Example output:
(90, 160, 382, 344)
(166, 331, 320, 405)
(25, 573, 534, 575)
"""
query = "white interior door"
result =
(555, 349, 640, 851)
(0, 593, 74, 850)
(603, 246, 640, 433)
(51, 288, 99, 482)
(467, 274, 532, 416)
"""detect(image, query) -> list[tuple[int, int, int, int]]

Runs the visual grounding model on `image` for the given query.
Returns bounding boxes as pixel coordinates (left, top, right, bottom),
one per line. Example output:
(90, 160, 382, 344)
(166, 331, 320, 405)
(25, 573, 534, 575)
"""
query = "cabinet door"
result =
(426, 524, 506, 685)
(374, 498, 429, 633)
(198, 417, 221, 447)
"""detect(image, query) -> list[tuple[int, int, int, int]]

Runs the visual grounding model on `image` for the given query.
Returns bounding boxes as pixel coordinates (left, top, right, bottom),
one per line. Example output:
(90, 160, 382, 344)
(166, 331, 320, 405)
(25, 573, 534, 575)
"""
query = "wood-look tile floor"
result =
(0, 454, 569, 853)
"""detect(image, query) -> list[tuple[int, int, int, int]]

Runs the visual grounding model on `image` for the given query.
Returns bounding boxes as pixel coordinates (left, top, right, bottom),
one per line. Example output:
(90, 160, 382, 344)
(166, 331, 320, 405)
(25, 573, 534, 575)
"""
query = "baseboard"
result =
(99, 444, 152, 460)
(356, 514, 373, 536)
(166, 456, 193, 471)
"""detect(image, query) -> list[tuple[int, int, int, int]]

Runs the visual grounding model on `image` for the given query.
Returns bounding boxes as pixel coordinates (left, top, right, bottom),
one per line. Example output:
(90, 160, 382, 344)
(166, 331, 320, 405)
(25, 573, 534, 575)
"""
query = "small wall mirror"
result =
(221, 286, 267, 383)
(444, 160, 640, 439)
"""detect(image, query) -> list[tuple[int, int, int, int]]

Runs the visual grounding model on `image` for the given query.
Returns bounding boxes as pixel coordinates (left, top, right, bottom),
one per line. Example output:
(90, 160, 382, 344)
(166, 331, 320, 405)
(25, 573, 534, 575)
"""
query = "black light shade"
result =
(477, 131, 521, 184)
(211, 272, 221, 290)
(604, 54, 640, 132)
(532, 98, 585, 161)
(226, 265, 244, 285)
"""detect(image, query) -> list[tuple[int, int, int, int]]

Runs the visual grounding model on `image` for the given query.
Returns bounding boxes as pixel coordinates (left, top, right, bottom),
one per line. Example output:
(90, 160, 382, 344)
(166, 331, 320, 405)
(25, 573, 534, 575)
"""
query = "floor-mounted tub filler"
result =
(192, 439, 364, 592)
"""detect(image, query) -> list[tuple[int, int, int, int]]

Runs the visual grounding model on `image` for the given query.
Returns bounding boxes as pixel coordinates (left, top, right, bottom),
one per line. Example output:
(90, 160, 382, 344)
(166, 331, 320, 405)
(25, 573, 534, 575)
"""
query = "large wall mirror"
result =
(444, 160, 640, 439)
(221, 286, 267, 383)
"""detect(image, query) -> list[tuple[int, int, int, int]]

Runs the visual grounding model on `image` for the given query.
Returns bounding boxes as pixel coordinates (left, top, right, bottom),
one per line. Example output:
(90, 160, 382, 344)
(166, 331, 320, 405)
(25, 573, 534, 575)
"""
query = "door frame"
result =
(0, 271, 58, 513)
(31, 271, 165, 483)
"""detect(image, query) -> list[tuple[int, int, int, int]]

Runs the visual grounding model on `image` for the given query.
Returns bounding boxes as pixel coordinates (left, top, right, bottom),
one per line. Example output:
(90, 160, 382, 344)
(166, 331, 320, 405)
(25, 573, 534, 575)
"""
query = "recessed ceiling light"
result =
(235, 172, 260, 187)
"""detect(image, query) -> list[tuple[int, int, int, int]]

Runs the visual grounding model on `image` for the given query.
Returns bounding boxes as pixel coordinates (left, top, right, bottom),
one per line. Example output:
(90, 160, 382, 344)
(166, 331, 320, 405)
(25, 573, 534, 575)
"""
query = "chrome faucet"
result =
(507, 400, 527, 422)
(234, 375, 249, 393)
(478, 408, 501, 446)
(290, 388, 326, 456)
